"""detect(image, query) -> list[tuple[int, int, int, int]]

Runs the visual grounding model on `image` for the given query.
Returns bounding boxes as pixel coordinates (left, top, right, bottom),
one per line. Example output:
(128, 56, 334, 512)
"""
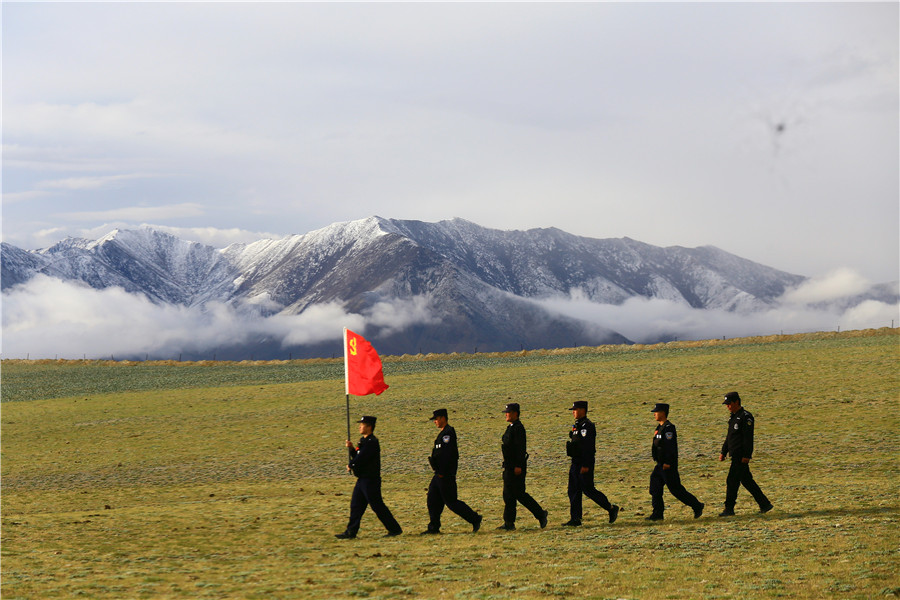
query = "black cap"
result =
(568, 400, 588, 411)
(723, 391, 741, 404)
(429, 408, 448, 421)
(358, 415, 377, 426)
(503, 403, 520, 413)
(651, 402, 669, 414)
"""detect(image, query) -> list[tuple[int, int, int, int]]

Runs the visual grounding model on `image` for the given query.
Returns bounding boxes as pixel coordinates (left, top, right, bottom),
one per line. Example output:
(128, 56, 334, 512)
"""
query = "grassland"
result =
(2, 329, 898, 599)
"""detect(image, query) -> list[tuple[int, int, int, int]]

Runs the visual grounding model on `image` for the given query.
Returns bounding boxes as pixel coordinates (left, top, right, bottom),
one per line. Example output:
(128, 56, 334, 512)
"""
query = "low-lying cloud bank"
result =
(2, 270, 897, 359)
(534, 269, 899, 344)
(0, 275, 439, 359)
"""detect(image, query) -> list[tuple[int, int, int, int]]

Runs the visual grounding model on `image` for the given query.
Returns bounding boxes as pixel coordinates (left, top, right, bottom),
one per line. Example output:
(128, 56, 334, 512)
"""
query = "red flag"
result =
(344, 328, 389, 396)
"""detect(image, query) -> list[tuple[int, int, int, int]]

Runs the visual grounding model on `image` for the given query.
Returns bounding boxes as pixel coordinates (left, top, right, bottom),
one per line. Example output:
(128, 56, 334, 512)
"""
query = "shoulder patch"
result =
(442, 435, 451, 443)
(665, 431, 674, 440)
(580, 428, 587, 437)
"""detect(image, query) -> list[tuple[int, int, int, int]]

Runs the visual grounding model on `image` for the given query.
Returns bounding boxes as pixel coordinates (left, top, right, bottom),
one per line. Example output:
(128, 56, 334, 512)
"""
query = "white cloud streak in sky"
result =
(55, 203, 206, 223)
(40, 173, 152, 192)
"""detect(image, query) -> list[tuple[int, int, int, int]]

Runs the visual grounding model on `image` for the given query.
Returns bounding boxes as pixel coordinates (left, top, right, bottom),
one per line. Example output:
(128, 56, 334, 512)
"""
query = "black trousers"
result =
(649, 464, 702, 515)
(427, 473, 479, 530)
(725, 459, 770, 510)
(502, 468, 544, 524)
(567, 463, 612, 521)
(345, 477, 401, 535)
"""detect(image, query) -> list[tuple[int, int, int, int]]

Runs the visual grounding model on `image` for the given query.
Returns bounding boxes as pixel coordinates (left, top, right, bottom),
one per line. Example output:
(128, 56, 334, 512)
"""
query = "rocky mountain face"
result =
(3, 216, 817, 357)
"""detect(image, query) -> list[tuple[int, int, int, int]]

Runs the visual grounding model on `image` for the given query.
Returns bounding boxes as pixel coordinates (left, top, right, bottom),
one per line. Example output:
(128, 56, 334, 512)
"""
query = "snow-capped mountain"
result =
(1, 216, 838, 357)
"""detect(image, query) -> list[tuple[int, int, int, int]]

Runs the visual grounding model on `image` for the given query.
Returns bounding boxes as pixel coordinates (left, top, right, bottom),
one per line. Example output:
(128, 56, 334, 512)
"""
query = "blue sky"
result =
(3, 2, 898, 282)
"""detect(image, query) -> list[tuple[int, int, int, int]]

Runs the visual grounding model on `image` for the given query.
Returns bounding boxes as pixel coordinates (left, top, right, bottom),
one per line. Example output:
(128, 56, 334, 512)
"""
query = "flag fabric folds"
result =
(344, 328, 389, 396)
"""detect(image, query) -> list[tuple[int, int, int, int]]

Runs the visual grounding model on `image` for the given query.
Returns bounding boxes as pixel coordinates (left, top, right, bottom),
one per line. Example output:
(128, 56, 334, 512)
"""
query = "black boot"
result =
(608, 505, 620, 524)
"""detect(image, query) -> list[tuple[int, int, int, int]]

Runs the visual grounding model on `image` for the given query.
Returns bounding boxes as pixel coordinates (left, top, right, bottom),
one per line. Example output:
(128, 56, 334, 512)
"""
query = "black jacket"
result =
(349, 434, 381, 478)
(430, 425, 460, 477)
(501, 419, 529, 471)
(722, 407, 755, 460)
(652, 420, 679, 467)
(566, 417, 596, 467)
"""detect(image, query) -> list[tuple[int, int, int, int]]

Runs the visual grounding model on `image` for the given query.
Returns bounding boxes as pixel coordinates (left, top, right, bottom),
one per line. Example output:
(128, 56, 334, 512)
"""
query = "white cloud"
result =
(2, 190, 52, 204)
(55, 203, 206, 223)
(366, 295, 442, 336)
(2, 268, 895, 359)
(0, 276, 442, 359)
(3, 174, 156, 207)
(275, 304, 366, 347)
(2, 276, 217, 358)
(532, 270, 898, 344)
(39, 173, 152, 191)
(781, 268, 871, 304)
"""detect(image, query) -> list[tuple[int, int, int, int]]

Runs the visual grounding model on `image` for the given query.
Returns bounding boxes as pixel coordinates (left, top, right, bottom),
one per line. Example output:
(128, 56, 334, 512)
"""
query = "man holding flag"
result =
(335, 329, 401, 539)
(335, 415, 403, 539)
(342, 327, 390, 462)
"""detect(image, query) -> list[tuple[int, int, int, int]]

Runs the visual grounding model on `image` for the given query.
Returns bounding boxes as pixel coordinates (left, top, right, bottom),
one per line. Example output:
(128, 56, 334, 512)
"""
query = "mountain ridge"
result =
(5, 216, 891, 358)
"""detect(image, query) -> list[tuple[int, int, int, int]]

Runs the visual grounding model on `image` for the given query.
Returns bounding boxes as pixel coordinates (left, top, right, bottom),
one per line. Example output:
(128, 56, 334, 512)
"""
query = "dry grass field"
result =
(2, 329, 898, 599)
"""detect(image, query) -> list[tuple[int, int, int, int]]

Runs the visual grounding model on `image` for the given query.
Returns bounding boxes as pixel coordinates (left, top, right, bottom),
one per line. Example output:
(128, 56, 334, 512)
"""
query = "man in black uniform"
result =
(498, 402, 548, 531)
(647, 402, 704, 521)
(563, 400, 620, 526)
(422, 408, 483, 534)
(719, 391, 773, 516)
(335, 416, 403, 539)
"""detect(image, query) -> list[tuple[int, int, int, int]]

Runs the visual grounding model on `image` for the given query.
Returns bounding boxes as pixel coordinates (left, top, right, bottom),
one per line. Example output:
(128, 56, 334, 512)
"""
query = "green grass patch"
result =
(2, 329, 898, 598)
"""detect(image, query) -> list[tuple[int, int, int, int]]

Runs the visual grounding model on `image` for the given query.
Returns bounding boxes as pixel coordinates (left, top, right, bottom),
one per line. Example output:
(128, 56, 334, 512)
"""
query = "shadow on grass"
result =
(535, 504, 900, 531)
(769, 505, 899, 520)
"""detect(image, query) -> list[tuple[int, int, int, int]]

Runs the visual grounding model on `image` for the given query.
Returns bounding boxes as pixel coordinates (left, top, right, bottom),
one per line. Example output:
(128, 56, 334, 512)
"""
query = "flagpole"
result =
(343, 328, 353, 467)
(345, 393, 352, 464)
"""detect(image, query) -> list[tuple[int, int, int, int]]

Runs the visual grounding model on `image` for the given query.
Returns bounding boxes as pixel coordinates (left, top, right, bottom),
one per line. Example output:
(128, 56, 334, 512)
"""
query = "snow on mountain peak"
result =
(4, 217, 842, 357)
